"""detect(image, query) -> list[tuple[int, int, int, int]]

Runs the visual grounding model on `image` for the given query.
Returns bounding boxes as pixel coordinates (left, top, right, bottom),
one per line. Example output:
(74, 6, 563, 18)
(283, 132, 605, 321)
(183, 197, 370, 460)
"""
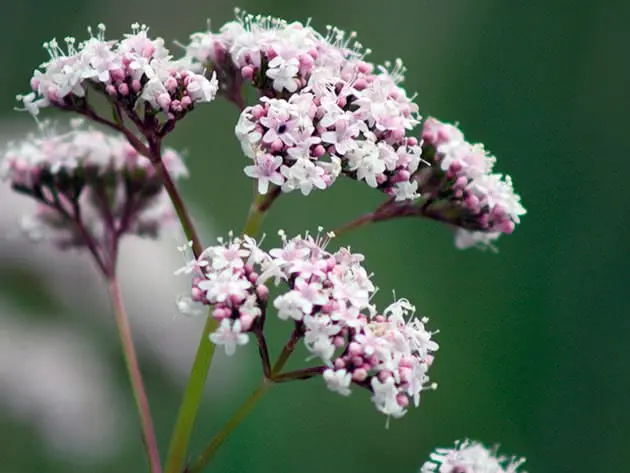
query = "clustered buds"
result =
(0, 120, 185, 251)
(421, 440, 526, 473)
(18, 23, 218, 122)
(415, 118, 526, 249)
(179, 230, 437, 418)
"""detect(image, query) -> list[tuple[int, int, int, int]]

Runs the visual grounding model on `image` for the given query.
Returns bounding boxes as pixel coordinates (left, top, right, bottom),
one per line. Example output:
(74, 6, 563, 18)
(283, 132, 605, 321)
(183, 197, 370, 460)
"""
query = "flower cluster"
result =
(181, 230, 438, 418)
(187, 10, 423, 200)
(421, 440, 526, 473)
(18, 23, 218, 120)
(0, 120, 185, 248)
(417, 118, 526, 249)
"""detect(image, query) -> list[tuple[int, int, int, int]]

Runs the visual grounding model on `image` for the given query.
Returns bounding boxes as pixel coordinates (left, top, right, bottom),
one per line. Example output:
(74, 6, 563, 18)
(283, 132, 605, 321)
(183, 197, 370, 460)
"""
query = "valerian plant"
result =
(2, 9, 527, 473)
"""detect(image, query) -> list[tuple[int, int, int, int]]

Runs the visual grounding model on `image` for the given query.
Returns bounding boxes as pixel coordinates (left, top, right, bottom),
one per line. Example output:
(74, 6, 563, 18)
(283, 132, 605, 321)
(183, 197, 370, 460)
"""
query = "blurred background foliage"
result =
(0, 0, 628, 472)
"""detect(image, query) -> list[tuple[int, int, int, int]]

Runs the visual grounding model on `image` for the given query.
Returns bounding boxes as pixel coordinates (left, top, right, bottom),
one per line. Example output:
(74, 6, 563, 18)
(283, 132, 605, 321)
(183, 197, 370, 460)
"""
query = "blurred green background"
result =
(0, 0, 628, 472)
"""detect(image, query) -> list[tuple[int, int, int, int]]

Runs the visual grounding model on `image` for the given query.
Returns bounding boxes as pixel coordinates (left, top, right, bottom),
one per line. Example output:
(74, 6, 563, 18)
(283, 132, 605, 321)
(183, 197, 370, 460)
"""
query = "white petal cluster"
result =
(235, 70, 422, 198)
(421, 440, 526, 473)
(19, 23, 217, 117)
(420, 118, 526, 249)
(183, 229, 438, 418)
(186, 10, 423, 200)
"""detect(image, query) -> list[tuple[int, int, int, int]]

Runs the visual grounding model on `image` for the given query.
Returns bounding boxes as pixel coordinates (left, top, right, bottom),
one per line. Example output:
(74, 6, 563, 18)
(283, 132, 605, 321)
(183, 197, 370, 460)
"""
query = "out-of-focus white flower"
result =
(0, 119, 244, 390)
(420, 440, 526, 473)
(1, 119, 186, 250)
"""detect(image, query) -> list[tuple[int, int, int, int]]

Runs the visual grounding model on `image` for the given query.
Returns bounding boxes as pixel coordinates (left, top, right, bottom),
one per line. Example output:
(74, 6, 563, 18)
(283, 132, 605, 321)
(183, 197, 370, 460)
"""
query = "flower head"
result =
(421, 440, 526, 473)
(183, 10, 423, 198)
(19, 23, 217, 121)
(414, 118, 526, 249)
(182, 228, 437, 419)
(1, 120, 185, 250)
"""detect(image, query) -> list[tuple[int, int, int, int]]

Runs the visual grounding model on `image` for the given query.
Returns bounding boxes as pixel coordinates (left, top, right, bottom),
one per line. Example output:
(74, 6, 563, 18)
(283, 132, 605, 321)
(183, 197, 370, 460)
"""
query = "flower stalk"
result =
(188, 380, 271, 473)
(107, 277, 162, 473)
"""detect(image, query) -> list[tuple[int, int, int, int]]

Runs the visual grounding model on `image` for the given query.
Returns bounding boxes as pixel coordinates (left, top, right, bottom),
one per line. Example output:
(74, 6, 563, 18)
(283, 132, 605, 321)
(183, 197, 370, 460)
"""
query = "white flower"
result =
(420, 440, 526, 473)
(320, 113, 360, 155)
(345, 140, 385, 188)
(266, 56, 300, 92)
(393, 180, 419, 201)
(370, 376, 407, 419)
(197, 269, 252, 304)
(281, 159, 327, 195)
(186, 72, 219, 103)
(323, 369, 352, 396)
(454, 229, 501, 250)
(273, 291, 310, 321)
(244, 154, 285, 194)
(209, 319, 249, 355)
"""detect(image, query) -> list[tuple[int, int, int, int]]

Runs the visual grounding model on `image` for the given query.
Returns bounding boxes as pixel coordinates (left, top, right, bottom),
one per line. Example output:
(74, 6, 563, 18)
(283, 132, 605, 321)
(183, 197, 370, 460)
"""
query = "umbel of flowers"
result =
(18, 23, 217, 123)
(0, 119, 186, 273)
(178, 229, 438, 419)
(182, 10, 525, 249)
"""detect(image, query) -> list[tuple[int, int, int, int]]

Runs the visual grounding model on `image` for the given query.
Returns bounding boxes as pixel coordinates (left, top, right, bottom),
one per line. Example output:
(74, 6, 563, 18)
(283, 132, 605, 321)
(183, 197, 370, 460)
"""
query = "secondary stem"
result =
(147, 139, 204, 258)
(164, 315, 218, 473)
(187, 380, 271, 473)
(107, 277, 162, 473)
(332, 212, 375, 238)
(271, 323, 303, 375)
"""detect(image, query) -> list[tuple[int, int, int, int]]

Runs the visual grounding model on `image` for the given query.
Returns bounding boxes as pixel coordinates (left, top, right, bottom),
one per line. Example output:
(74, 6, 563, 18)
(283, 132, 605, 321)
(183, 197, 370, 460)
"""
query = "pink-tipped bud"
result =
(213, 307, 230, 319)
(157, 93, 171, 112)
(239, 315, 254, 331)
(241, 65, 254, 80)
(353, 78, 368, 91)
(181, 96, 193, 108)
(498, 219, 515, 234)
(191, 287, 203, 302)
(312, 144, 326, 158)
(390, 128, 405, 141)
(270, 139, 284, 152)
(256, 284, 269, 300)
(348, 342, 363, 356)
(118, 83, 129, 96)
(251, 104, 265, 119)
(352, 368, 368, 382)
(396, 394, 409, 408)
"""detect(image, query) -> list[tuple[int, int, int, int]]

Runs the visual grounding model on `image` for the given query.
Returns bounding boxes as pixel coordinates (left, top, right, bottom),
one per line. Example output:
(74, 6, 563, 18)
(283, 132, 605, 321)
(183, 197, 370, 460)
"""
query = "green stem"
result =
(332, 212, 375, 238)
(148, 139, 204, 257)
(271, 324, 303, 375)
(107, 277, 162, 473)
(164, 315, 218, 473)
(242, 192, 267, 237)
(165, 189, 275, 473)
(187, 380, 271, 473)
